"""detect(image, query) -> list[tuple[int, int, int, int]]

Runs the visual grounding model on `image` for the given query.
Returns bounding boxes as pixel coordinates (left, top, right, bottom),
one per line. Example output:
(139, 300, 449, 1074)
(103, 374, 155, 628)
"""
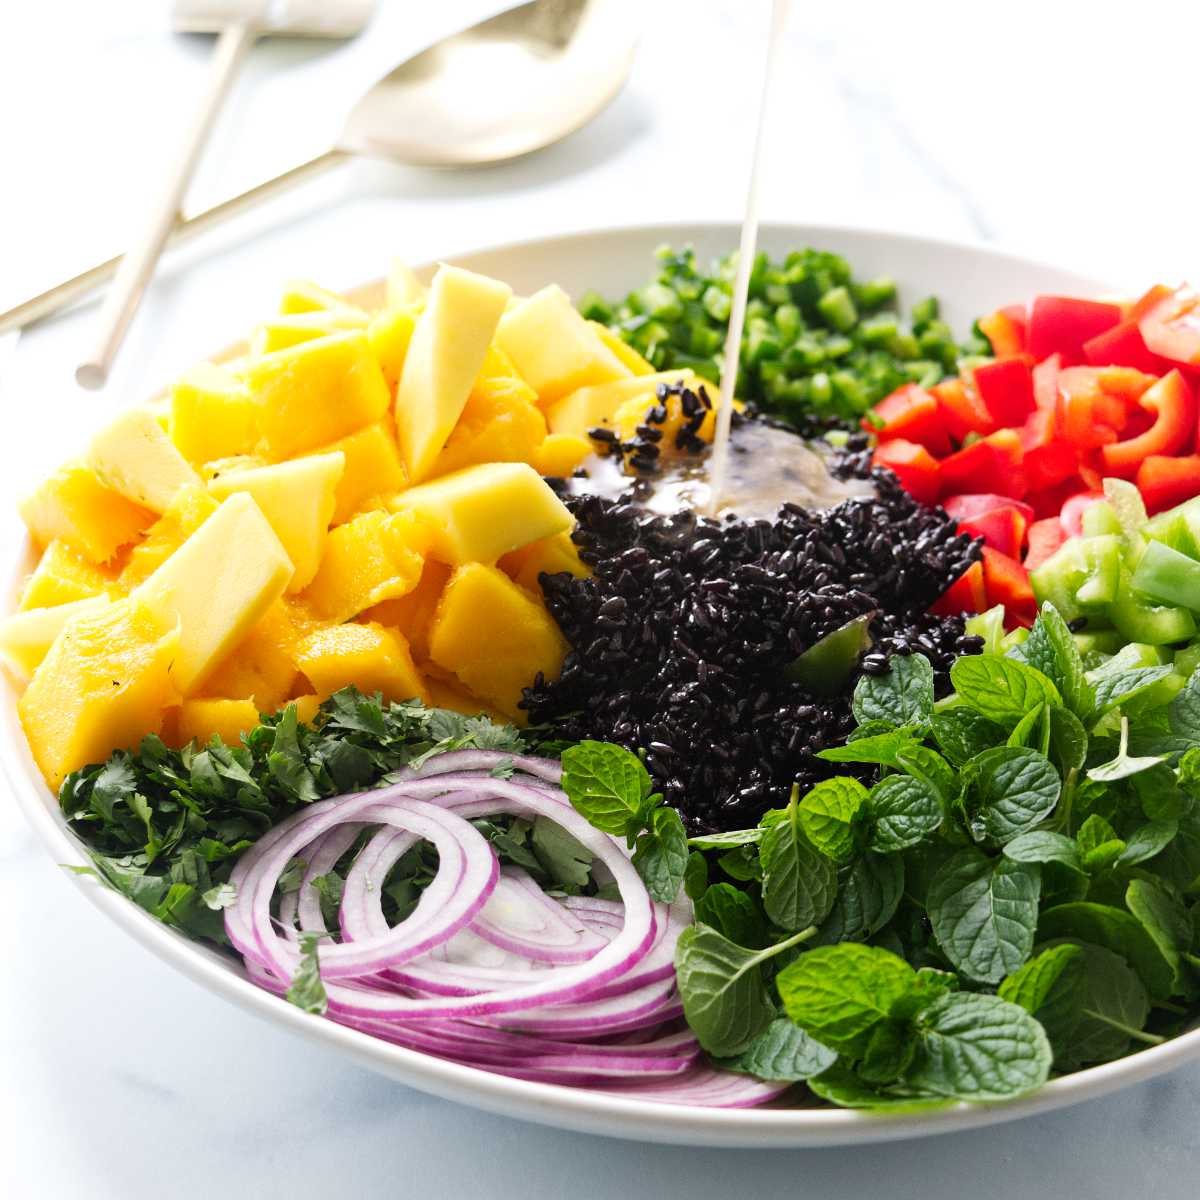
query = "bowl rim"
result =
(4, 218, 1194, 1148)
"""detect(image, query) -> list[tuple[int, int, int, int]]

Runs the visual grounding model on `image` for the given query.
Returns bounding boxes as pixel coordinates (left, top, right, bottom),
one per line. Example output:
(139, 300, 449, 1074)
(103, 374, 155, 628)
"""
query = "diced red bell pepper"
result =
(1136, 455, 1200, 514)
(981, 546, 1037, 627)
(1057, 366, 1143, 449)
(972, 357, 1036, 427)
(930, 559, 987, 616)
(1027, 296, 1123, 362)
(1019, 408, 1078, 492)
(931, 377, 994, 442)
(1033, 353, 1061, 411)
(1077, 457, 1105, 491)
(1129, 284, 1176, 322)
(1083, 318, 1176, 375)
(1059, 490, 1105, 538)
(1100, 369, 1197, 477)
(978, 308, 1026, 358)
(872, 439, 941, 504)
(942, 493, 1035, 525)
(1024, 517, 1067, 571)
(1139, 286, 1200, 367)
(939, 429, 1026, 499)
(864, 384, 952, 455)
(1030, 478, 1088, 521)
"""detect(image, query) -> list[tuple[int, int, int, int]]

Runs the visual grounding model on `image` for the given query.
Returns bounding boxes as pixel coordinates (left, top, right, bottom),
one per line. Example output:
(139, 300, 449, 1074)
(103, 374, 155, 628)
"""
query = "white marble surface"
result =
(4, 1, 1200, 1194)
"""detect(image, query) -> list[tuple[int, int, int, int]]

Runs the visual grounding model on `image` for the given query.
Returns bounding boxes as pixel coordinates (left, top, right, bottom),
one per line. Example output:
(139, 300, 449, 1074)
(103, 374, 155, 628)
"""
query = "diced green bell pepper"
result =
(1109, 567, 1196, 645)
(1174, 641, 1200, 679)
(1030, 535, 1123, 622)
(965, 605, 1007, 655)
(1143, 497, 1200, 560)
(1081, 501, 1123, 538)
(1132, 540, 1200, 612)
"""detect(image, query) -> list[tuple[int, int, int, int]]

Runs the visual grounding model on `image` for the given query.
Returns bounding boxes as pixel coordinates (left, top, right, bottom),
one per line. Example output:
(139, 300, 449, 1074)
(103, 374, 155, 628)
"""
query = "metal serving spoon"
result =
(2, 0, 638, 340)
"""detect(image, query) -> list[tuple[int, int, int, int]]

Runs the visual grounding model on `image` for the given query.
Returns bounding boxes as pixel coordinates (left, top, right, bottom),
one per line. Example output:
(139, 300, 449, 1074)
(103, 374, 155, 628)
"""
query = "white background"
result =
(3, 1, 1200, 1195)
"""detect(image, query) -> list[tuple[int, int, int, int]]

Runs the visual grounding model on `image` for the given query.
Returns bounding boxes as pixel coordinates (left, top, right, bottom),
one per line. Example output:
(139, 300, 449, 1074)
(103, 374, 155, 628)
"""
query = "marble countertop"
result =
(4, 1, 1200, 1194)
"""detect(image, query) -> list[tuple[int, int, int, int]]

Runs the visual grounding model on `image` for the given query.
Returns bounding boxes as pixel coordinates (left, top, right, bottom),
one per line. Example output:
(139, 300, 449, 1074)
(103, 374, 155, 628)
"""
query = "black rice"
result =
(523, 464, 982, 834)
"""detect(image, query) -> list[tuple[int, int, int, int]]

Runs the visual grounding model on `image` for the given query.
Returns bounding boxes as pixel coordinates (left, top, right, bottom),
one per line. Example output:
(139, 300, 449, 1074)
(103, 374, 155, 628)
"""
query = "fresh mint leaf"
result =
(716, 1018, 837, 1082)
(1038, 902, 1174, 999)
(926, 849, 1041, 984)
(1076, 814, 1125, 874)
(687, 828, 762, 850)
(683, 851, 708, 900)
(1119, 820, 1179, 867)
(1022, 605, 1093, 720)
(949, 656, 1062, 728)
(1003, 830, 1083, 874)
(776, 943, 918, 1057)
(814, 854, 904, 945)
(631, 807, 689, 902)
(1091, 666, 1176, 720)
(817, 728, 919, 767)
(868, 775, 942, 853)
(1006, 703, 1045, 749)
(998, 942, 1086, 1049)
(286, 934, 328, 1015)
(965, 746, 1060, 844)
(760, 791, 838, 931)
(805, 1063, 948, 1111)
(1126, 878, 1191, 991)
(930, 708, 1006, 766)
(894, 745, 956, 804)
(796, 777, 869, 863)
(852, 654, 935, 729)
(905, 992, 1052, 1100)
(1088, 716, 1169, 783)
(858, 1020, 918, 1085)
(695, 883, 767, 948)
(1168, 669, 1200, 741)
(1047, 706, 1089, 774)
(560, 741, 654, 834)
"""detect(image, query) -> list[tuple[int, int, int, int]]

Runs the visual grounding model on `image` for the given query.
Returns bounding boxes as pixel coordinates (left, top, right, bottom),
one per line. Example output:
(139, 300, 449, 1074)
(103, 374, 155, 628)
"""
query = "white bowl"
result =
(5, 222, 1190, 1148)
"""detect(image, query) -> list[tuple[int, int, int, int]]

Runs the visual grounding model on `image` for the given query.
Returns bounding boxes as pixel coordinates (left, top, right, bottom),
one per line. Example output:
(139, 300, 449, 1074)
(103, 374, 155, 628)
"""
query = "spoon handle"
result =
(1, 148, 348, 339)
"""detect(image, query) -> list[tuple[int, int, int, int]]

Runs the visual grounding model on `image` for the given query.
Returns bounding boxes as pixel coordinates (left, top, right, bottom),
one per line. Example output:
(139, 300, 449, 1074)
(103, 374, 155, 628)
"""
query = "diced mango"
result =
(176, 697, 260, 747)
(390, 462, 573, 566)
(250, 309, 368, 356)
(368, 304, 418, 391)
(169, 363, 260, 466)
(314, 422, 407, 526)
(208, 453, 344, 592)
(429, 374, 547, 478)
(201, 455, 267, 483)
(133, 492, 293, 694)
(18, 540, 115, 610)
(423, 670, 504, 722)
(18, 599, 180, 790)
(503, 532, 590, 596)
(300, 509, 426, 622)
(532, 433, 592, 478)
(246, 330, 390, 461)
(118, 485, 218, 590)
(19, 463, 153, 564)
(279, 280, 368, 319)
(545, 370, 688, 440)
(386, 259, 425, 309)
(88, 407, 202, 514)
(395, 265, 512, 482)
(0, 595, 114, 683)
(291, 694, 322, 725)
(199, 599, 304, 712)
(428, 563, 566, 720)
(592, 321, 655, 375)
(296, 621, 428, 704)
(363, 557, 450, 662)
(497, 285, 631, 405)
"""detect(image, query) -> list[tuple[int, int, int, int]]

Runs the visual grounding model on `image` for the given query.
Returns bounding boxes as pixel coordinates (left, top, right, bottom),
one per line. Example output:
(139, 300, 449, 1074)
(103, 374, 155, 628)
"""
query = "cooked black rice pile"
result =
(523, 466, 983, 834)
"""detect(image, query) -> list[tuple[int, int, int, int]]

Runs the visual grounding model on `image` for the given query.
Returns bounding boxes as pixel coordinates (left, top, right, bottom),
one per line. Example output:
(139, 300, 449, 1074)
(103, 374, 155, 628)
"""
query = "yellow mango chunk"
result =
(316, 422, 407, 526)
(18, 599, 180, 791)
(496, 285, 631, 405)
(199, 600, 305, 712)
(368, 304, 418, 391)
(423, 671, 504, 722)
(0, 595, 114, 683)
(169, 363, 260, 467)
(505, 532, 589, 596)
(19, 463, 153, 565)
(208, 453, 344, 592)
(395, 265, 512, 482)
(279, 280, 368, 319)
(592, 321, 655, 375)
(386, 259, 425, 309)
(429, 374, 547, 478)
(250, 309, 368, 356)
(532, 433, 592, 478)
(19, 540, 115, 610)
(133, 493, 293, 694)
(390, 462, 573, 567)
(118, 485, 217, 590)
(296, 622, 428, 704)
(291, 694, 322, 725)
(177, 698, 260, 747)
(88, 407, 202, 514)
(363, 558, 450, 662)
(429, 563, 566, 720)
(300, 509, 426, 623)
(201, 455, 267, 483)
(246, 330, 390, 461)
(545, 370, 688, 440)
